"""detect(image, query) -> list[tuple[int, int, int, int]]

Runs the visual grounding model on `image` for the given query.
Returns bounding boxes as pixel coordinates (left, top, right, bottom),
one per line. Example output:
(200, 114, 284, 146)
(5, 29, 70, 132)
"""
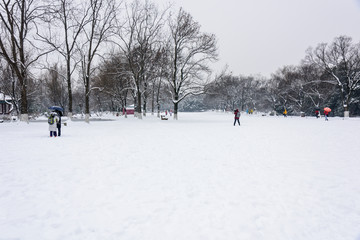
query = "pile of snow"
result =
(1, 112, 360, 240)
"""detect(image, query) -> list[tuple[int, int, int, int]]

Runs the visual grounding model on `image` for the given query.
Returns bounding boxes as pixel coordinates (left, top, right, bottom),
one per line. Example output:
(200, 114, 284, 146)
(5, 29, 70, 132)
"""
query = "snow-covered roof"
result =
(126, 105, 135, 110)
(0, 93, 12, 101)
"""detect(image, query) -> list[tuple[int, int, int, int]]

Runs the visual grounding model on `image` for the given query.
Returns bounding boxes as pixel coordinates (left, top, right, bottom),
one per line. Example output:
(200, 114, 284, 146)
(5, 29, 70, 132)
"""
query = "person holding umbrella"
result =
(49, 106, 63, 136)
(324, 107, 331, 121)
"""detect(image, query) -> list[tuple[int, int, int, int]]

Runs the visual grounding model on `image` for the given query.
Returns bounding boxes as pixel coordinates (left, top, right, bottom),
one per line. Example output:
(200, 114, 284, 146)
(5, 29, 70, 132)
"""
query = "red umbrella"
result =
(324, 107, 331, 112)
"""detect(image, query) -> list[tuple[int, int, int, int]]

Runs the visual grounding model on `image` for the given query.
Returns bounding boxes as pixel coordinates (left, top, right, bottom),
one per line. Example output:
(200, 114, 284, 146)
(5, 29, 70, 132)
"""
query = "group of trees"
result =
(1, 1, 359, 121)
(203, 35, 360, 117)
(0, 0, 217, 122)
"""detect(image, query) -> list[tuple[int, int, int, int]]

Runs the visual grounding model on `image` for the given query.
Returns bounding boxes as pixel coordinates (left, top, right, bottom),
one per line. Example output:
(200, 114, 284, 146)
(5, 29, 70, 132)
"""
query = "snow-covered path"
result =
(1, 112, 360, 240)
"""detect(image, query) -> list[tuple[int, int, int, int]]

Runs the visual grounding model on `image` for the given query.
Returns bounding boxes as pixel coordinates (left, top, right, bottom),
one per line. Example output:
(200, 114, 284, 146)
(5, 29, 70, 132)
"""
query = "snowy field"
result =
(1, 112, 360, 240)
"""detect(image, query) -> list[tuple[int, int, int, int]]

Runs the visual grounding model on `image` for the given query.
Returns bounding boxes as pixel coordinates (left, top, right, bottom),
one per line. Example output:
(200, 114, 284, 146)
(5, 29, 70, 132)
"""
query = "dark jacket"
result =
(234, 109, 240, 119)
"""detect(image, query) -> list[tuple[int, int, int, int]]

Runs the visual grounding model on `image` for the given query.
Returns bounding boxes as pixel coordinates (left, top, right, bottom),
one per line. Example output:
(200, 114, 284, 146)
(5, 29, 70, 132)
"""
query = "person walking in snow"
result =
(324, 110, 329, 121)
(323, 107, 331, 121)
(234, 109, 240, 126)
(48, 112, 59, 137)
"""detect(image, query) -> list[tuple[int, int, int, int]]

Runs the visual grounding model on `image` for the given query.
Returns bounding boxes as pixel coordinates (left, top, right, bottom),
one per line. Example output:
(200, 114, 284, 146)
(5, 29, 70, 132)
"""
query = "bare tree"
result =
(114, 0, 168, 119)
(0, 60, 20, 115)
(45, 64, 67, 108)
(305, 36, 360, 117)
(78, 0, 117, 123)
(38, 0, 91, 118)
(94, 53, 132, 115)
(0, 0, 53, 122)
(167, 8, 218, 120)
(270, 66, 303, 114)
(237, 75, 262, 111)
(150, 47, 170, 117)
(297, 63, 329, 112)
(218, 75, 242, 110)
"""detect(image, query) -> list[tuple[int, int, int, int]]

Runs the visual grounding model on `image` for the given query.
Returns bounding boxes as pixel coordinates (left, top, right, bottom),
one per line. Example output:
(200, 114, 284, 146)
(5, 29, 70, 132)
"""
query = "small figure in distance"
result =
(315, 109, 320, 118)
(48, 112, 59, 137)
(324, 107, 331, 121)
(234, 109, 240, 126)
(283, 108, 287, 117)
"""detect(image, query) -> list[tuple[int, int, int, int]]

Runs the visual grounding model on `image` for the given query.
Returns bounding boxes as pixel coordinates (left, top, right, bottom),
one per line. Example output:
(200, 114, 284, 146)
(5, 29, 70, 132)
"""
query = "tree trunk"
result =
(173, 94, 179, 120)
(85, 76, 90, 123)
(173, 102, 178, 120)
(137, 91, 142, 119)
(122, 99, 127, 118)
(151, 87, 155, 115)
(344, 104, 349, 118)
(143, 101, 146, 117)
(11, 75, 20, 116)
(66, 59, 73, 118)
(20, 76, 29, 123)
(157, 103, 160, 118)
(143, 80, 147, 117)
(156, 77, 162, 118)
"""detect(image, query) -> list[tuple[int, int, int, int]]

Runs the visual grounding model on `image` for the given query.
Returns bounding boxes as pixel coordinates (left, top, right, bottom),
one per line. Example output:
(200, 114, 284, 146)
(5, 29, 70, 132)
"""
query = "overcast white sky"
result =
(153, 0, 360, 77)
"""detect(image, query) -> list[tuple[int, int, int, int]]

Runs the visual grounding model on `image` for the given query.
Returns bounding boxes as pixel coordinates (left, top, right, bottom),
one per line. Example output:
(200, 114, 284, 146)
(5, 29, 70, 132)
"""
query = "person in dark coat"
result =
(55, 110, 62, 136)
(315, 110, 320, 118)
(234, 109, 240, 126)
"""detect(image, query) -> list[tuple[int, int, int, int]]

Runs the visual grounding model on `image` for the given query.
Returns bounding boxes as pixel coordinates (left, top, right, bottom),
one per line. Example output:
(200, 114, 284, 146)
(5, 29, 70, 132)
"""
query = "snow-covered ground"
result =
(1, 112, 360, 240)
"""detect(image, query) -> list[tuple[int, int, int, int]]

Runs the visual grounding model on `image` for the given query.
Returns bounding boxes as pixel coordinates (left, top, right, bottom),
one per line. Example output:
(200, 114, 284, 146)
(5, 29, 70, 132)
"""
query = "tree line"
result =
(1, 0, 359, 122)
(204, 35, 360, 117)
(0, 0, 217, 122)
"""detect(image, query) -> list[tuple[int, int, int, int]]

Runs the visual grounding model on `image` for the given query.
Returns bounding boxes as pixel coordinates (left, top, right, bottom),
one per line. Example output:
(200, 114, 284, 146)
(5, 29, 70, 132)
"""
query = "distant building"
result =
(0, 93, 13, 115)
(123, 105, 135, 115)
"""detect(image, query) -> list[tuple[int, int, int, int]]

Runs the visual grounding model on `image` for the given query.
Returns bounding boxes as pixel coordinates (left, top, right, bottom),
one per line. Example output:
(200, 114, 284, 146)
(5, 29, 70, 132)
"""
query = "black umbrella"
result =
(49, 106, 64, 116)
